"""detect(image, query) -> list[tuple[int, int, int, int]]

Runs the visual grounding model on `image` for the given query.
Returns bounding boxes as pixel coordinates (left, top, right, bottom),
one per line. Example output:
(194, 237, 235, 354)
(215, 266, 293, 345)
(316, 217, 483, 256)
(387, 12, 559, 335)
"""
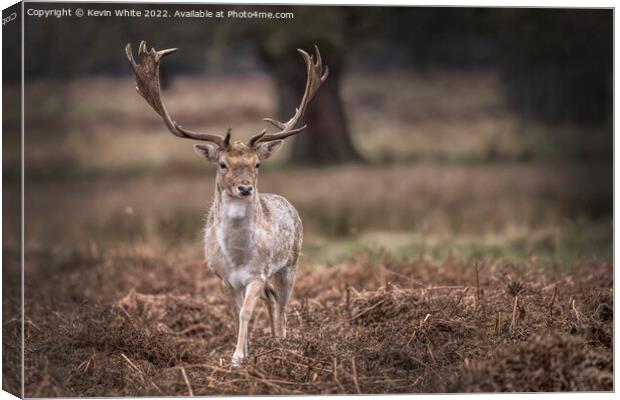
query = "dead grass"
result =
(20, 162, 612, 248)
(3, 161, 612, 396)
(7, 248, 612, 396)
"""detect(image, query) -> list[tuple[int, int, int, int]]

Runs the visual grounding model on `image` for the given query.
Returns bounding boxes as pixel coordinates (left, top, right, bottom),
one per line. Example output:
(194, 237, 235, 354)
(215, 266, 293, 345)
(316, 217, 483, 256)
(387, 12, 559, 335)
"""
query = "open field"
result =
(4, 224, 613, 395)
(3, 161, 613, 396)
(2, 71, 612, 395)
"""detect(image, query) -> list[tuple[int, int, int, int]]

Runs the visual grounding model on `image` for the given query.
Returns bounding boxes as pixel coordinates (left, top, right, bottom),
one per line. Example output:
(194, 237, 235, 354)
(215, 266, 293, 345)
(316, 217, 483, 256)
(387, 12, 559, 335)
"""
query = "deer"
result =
(125, 41, 328, 367)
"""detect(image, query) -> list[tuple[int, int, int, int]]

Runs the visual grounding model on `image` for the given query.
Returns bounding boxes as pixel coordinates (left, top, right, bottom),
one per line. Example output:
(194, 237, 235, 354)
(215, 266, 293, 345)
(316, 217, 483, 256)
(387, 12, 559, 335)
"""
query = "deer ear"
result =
(256, 140, 283, 160)
(194, 144, 219, 162)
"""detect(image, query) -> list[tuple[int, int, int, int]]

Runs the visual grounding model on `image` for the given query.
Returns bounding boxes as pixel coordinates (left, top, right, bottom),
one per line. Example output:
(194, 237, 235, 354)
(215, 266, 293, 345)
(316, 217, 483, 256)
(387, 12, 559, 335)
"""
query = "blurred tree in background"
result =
(13, 5, 613, 164)
(251, 7, 362, 164)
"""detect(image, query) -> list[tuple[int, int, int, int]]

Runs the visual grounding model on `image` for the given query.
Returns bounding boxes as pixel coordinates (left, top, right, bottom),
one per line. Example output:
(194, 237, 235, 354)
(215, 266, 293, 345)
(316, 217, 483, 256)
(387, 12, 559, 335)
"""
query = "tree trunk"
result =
(260, 47, 362, 165)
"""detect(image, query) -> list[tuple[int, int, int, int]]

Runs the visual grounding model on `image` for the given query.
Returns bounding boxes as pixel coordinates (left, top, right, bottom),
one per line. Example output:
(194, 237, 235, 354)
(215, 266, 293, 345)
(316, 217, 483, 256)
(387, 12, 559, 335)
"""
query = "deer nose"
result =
(237, 185, 253, 196)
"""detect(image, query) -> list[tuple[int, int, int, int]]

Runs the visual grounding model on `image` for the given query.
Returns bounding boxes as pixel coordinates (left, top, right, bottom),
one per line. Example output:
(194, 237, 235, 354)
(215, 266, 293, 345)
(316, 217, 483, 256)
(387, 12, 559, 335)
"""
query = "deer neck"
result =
(216, 192, 260, 224)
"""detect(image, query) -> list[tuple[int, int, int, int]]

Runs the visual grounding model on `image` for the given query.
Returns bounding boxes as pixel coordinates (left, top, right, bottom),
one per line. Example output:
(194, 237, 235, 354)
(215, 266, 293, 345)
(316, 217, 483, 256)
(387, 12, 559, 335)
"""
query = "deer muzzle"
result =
(237, 185, 254, 197)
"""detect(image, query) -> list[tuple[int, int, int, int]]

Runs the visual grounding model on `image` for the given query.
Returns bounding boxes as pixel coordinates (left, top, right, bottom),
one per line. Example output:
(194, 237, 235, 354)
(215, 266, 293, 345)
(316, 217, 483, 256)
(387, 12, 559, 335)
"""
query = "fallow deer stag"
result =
(125, 41, 328, 367)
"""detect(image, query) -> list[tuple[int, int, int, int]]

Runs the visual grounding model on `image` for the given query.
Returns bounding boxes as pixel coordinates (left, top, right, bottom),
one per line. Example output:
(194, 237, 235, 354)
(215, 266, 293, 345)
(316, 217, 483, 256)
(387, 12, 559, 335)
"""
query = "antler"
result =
(125, 41, 230, 148)
(248, 46, 329, 147)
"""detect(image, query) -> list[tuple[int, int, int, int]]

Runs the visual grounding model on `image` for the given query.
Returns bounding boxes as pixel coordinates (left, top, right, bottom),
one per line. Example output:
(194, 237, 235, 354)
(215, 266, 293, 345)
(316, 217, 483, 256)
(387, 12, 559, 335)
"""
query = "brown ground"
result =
(5, 246, 612, 396)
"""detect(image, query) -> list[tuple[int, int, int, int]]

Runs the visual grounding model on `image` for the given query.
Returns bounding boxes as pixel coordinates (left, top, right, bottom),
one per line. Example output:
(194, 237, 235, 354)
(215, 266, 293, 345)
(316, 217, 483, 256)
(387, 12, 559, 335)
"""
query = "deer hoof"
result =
(231, 352, 245, 368)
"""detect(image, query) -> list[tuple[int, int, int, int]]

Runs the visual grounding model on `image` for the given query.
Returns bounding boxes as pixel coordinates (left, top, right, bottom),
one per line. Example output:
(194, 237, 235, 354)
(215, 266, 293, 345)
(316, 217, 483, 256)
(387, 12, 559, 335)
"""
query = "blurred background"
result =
(3, 4, 612, 282)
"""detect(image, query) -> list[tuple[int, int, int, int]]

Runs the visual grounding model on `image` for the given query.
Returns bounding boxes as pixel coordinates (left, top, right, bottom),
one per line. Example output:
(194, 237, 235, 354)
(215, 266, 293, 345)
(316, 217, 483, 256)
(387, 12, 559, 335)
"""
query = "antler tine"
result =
(248, 45, 328, 147)
(125, 41, 229, 148)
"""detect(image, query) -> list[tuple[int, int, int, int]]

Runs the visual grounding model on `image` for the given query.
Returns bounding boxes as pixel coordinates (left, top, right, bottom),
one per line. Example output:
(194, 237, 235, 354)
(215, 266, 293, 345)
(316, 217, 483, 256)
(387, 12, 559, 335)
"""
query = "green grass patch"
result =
(303, 218, 611, 269)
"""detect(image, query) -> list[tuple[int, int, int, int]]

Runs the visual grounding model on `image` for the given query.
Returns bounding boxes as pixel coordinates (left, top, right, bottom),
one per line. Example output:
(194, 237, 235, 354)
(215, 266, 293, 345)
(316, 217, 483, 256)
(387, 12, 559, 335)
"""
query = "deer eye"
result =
(255, 162, 261, 169)
(219, 162, 228, 170)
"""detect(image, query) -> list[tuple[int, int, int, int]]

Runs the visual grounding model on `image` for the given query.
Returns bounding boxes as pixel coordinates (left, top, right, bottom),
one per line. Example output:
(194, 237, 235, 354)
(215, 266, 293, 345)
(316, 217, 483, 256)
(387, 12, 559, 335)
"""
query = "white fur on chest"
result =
(209, 196, 265, 288)
(223, 199, 249, 220)
(217, 198, 255, 263)
(204, 193, 299, 290)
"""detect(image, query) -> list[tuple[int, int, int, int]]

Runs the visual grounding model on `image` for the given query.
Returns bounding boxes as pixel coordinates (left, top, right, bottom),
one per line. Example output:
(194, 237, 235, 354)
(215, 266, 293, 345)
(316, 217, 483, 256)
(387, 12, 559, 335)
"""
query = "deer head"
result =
(125, 41, 328, 199)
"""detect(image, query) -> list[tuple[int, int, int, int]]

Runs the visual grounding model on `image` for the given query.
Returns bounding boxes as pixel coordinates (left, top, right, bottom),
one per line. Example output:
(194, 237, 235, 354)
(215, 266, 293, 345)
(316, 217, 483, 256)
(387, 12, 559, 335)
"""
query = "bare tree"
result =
(260, 44, 361, 164)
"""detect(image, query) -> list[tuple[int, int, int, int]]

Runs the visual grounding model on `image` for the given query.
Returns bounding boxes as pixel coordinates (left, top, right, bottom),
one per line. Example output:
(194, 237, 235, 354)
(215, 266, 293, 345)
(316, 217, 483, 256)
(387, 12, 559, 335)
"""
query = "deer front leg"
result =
(231, 280, 264, 368)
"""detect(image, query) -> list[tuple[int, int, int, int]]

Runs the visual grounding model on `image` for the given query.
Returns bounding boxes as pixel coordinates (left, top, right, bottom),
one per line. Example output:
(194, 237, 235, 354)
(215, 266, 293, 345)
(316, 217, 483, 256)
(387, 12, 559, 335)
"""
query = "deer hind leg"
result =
(263, 285, 278, 337)
(225, 284, 243, 337)
(231, 280, 264, 368)
(271, 265, 297, 338)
